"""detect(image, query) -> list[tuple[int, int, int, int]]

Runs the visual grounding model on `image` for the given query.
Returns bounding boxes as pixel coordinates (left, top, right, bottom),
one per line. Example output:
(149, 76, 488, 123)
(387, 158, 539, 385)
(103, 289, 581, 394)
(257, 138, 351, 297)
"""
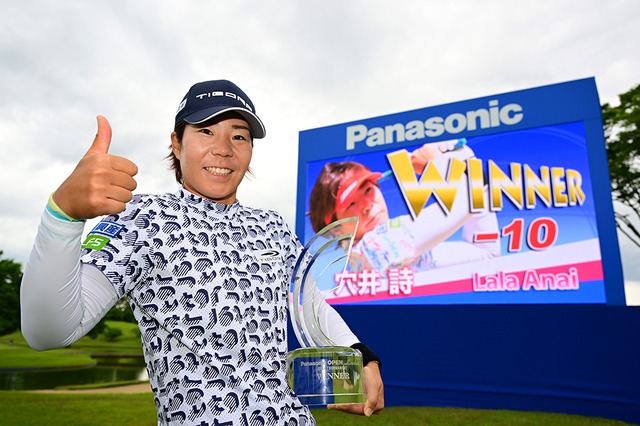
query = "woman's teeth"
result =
(206, 167, 231, 175)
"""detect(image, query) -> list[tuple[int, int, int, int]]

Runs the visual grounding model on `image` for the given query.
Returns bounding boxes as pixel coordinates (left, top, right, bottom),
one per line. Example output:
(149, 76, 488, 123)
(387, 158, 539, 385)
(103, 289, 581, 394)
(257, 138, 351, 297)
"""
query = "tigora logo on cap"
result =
(193, 91, 254, 112)
(174, 79, 266, 139)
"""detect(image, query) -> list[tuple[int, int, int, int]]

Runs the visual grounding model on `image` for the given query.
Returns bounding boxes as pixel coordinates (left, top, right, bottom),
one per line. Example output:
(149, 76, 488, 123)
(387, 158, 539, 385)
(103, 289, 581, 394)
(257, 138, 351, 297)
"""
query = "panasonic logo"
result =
(346, 100, 523, 150)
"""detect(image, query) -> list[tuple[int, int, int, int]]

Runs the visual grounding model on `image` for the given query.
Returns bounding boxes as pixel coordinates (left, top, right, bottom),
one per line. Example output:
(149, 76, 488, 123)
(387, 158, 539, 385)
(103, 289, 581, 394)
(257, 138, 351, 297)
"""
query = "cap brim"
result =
(184, 106, 266, 139)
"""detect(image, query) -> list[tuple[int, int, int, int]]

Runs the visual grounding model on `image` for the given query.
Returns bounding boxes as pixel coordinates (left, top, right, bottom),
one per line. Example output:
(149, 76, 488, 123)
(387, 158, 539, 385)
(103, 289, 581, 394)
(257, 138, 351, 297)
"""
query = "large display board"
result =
(296, 78, 625, 306)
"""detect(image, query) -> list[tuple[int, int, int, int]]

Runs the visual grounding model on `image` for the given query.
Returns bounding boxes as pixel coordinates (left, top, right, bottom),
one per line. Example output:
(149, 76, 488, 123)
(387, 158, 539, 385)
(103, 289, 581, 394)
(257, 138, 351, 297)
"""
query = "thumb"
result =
(364, 400, 375, 417)
(85, 115, 112, 156)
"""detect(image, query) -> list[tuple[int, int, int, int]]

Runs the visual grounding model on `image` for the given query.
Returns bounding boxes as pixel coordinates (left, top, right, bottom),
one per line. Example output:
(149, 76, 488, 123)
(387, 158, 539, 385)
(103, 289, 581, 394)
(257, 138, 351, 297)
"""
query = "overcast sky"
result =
(1, 1, 639, 303)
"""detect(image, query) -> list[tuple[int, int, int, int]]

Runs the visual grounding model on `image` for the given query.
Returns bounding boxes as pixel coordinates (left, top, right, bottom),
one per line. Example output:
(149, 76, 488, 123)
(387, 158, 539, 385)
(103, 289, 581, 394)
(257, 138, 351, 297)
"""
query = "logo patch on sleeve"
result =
(82, 235, 111, 250)
(81, 221, 124, 251)
(254, 249, 282, 264)
(90, 221, 125, 238)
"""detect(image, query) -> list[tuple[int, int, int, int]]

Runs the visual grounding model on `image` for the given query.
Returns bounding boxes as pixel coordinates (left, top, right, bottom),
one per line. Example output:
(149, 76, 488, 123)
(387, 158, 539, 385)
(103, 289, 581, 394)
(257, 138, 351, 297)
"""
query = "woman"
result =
(20, 80, 383, 425)
(308, 142, 501, 279)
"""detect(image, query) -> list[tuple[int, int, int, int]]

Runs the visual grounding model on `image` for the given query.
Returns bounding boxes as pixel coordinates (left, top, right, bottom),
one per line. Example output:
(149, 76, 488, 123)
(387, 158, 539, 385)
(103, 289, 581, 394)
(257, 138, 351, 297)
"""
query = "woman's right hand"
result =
(52, 116, 138, 220)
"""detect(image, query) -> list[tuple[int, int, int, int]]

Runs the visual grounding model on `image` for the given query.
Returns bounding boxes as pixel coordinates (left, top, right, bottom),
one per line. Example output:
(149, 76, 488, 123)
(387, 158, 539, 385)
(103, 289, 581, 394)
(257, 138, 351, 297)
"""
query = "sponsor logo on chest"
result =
(254, 249, 282, 264)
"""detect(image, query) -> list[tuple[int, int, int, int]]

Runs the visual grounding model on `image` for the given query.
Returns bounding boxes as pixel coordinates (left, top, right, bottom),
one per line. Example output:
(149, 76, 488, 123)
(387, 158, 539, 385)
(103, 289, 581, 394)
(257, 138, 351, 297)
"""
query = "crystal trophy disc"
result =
(286, 217, 366, 406)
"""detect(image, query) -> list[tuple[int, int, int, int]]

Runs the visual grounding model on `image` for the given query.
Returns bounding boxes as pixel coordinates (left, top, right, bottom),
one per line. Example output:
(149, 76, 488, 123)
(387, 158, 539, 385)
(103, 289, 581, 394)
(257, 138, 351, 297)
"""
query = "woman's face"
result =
(171, 115, 253, 204)
(334, 180, 389, 241)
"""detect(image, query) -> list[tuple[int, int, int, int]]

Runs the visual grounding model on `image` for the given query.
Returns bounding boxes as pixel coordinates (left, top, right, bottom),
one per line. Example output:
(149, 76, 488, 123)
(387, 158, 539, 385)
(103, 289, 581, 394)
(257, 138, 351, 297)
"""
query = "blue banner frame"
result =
(296, 78, 625, 305)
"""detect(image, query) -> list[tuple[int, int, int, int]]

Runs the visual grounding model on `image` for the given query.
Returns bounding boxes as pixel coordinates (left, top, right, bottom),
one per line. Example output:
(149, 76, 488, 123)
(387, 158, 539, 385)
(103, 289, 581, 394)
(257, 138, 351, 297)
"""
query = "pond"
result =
(0, 356, 148, 391)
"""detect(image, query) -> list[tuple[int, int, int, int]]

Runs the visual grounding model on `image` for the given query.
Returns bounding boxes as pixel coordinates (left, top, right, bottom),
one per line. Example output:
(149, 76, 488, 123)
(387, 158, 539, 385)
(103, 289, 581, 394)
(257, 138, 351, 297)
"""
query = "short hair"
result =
(308, 161, 372, 233)
(167, 120, 187, 184)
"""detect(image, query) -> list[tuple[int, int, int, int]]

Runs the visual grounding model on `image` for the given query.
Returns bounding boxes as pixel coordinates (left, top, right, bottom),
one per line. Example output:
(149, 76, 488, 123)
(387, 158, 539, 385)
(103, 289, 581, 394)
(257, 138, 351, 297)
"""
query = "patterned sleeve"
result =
(80, 194, 156, 298)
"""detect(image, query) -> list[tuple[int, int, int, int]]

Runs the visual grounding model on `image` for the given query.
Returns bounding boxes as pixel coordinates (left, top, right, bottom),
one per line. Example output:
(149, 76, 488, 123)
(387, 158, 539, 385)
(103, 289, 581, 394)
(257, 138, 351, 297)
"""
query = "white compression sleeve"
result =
(317, 299, 360, 347)
(20, 210, 119, 351)
(301, 282, 359, 347)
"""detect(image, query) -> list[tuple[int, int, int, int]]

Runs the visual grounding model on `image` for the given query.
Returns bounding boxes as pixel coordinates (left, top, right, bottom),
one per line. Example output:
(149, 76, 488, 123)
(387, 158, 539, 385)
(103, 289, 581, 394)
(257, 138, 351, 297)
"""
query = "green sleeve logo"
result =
(81, 235, 111, 250)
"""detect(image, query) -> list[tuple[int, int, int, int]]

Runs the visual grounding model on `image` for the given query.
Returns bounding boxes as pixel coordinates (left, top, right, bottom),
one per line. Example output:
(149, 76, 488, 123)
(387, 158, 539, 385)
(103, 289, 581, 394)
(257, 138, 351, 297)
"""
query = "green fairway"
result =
(0, 343, 96, 369)
(0, 321, 143, 370)
(1, 325, 636, 425)
(0, 391, 634, 426)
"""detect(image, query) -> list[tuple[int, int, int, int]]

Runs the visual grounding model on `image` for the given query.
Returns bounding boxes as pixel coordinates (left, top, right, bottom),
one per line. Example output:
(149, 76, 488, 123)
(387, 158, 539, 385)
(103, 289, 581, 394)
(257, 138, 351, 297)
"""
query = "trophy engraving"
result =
(286, 217, 366, 406)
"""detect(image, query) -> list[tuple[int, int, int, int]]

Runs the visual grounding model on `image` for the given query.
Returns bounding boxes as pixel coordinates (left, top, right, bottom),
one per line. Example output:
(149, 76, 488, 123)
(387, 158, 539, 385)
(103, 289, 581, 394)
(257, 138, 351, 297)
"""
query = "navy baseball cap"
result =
(175, 80, 266, 139)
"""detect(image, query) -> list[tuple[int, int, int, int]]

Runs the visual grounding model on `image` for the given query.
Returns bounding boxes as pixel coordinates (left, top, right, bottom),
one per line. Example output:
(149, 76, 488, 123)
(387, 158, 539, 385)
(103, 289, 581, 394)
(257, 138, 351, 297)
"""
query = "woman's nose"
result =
(209, 134, 233, 156)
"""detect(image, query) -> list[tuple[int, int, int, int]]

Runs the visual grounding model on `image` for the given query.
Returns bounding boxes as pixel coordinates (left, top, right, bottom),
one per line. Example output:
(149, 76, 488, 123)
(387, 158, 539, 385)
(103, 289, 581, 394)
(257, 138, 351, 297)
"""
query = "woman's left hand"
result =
(328, 361, 384, 416)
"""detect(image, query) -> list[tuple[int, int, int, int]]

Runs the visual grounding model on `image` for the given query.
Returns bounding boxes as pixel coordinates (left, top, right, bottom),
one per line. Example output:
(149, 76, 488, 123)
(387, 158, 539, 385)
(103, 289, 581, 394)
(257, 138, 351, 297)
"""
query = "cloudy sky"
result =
(1, 1, 639, 302)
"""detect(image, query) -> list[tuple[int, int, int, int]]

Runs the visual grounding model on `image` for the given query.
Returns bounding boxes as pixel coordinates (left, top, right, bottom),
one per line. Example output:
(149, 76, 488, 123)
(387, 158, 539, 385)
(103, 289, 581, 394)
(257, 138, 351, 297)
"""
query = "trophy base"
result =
(286, 346, 366, 406)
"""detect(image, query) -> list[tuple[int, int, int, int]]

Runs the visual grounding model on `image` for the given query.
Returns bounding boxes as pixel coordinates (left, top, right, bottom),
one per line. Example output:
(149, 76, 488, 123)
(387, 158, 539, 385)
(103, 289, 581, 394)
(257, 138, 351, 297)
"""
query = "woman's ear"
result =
(171, 132, 181, 160)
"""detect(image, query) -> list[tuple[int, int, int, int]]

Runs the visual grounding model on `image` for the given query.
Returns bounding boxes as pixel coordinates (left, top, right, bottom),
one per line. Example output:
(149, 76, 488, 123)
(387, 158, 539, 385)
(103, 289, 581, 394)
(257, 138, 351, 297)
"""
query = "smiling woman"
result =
(170, 112, 253, 205)
(20, 79, 385, 424)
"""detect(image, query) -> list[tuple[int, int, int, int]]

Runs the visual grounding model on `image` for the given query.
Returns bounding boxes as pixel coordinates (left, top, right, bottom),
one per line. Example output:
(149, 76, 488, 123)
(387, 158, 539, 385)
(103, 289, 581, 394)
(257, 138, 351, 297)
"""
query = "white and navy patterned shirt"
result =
(81, 188, 314, 426)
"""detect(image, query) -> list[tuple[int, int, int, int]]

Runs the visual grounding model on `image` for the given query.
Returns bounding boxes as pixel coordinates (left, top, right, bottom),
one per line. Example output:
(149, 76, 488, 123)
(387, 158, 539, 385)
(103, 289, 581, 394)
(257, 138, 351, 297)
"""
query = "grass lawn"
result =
(1, 325, 636, 425)
(0, 321, 143, 370)
(0, 343, 96, 369)
(1, 391, 158, 426)
(0, 391, 634, 426)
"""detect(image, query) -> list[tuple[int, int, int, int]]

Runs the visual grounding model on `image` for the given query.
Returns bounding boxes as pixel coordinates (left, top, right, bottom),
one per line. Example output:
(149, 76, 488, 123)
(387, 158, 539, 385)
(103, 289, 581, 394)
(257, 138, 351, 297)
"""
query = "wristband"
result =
(47, 192, 85, 222)
(351, 342, 382, 370)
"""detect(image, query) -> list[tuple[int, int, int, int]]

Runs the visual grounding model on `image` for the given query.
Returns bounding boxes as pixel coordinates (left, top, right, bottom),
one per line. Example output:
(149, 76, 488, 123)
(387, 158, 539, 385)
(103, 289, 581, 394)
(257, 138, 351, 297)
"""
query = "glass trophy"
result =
(286, 217, 366, 406)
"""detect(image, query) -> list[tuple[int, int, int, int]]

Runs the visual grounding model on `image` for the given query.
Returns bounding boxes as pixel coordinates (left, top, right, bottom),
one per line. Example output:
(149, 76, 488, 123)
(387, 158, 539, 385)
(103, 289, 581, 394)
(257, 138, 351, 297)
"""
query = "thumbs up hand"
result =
(52, 116, 138, 220)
